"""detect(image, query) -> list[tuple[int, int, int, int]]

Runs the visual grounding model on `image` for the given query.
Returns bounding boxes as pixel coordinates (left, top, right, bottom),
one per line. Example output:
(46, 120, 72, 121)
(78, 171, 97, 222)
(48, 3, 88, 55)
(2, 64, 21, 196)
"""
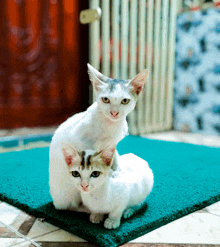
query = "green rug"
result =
(0, 136, 220, 247)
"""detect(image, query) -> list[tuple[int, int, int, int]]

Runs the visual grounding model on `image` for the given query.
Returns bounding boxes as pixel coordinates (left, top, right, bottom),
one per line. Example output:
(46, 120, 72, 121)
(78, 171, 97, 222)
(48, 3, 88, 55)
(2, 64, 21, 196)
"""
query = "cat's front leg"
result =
(123, 204, 142, 219)
(122, 207, 135, 219)
(104, 217, 121, 229)
(53, 200, 80, 211)
(53, 201, 70, 211)
(90, 213, 104, 224)
(52, 190, 81, 211)
(104, 206, 124, 229)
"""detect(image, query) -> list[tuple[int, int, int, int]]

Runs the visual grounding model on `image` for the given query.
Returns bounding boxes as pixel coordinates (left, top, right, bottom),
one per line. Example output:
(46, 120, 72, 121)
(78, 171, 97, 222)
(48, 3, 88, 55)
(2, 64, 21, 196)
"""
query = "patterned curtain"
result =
(174, 7, 220, 135)
(0, 0, 84, 128)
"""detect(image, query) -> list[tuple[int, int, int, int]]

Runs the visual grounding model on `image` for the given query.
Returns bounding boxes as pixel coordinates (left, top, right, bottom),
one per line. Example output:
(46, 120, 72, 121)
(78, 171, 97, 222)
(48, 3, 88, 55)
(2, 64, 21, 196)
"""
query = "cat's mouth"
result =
(104, 116, 119, 123)
(110, 114, 120, 120)
(111, 116, 119, 120)
(81, 187, 89, 192)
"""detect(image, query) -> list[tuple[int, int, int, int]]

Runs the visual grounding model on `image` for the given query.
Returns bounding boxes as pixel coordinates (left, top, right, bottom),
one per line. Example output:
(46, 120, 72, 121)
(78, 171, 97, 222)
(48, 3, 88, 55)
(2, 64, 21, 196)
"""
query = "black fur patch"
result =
(86, 155, 92, 168)
(80, 151, 85, 170)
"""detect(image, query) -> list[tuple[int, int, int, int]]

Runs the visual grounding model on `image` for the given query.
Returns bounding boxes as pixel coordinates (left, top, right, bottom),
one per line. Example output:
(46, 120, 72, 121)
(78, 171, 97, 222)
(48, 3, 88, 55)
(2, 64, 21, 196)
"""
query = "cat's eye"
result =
(91, 171, 101, 178)
(102, 97, 110, 104)
(121, 98, 130, 105)
(72, 171, 80, 177)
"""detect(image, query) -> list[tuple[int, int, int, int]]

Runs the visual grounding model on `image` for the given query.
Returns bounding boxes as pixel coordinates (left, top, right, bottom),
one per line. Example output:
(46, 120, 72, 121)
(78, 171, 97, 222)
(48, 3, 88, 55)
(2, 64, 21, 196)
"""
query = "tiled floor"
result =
(0, 128, 220, 247)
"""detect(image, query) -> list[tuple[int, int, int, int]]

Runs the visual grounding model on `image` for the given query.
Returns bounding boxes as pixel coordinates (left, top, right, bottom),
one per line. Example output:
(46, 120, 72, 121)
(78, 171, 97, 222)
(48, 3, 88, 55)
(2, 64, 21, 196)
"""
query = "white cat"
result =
(60, 142, 154, 229)
(49, 64, 148, 210)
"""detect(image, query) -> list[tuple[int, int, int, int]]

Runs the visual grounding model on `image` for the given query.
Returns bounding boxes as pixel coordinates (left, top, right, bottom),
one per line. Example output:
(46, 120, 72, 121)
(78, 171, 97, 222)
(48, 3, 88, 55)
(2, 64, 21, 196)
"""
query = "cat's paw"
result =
(104, 218, 120, 229)
(90, 213, 104, 224)
(123, 207, 135, 219)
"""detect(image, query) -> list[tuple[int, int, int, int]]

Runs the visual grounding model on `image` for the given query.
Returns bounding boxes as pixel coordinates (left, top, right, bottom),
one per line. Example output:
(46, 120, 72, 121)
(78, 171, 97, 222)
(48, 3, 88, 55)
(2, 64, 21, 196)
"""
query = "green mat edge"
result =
(1, 192, 220, 247)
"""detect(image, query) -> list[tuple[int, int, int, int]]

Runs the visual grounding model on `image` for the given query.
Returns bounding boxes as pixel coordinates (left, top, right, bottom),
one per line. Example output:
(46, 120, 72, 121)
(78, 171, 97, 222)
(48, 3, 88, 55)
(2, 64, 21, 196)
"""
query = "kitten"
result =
(60, 142, 154, 229)
(49, 64, 148, 210)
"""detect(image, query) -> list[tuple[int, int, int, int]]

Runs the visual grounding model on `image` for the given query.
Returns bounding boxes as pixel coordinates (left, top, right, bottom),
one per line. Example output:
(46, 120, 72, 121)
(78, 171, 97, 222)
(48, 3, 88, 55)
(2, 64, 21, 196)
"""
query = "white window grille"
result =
(89, 0, 178, 135)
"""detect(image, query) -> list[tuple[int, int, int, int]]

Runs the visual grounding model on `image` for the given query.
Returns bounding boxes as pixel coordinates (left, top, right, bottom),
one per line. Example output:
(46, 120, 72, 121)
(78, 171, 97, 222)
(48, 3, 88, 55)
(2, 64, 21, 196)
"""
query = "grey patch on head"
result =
(106, 78, 129, 92)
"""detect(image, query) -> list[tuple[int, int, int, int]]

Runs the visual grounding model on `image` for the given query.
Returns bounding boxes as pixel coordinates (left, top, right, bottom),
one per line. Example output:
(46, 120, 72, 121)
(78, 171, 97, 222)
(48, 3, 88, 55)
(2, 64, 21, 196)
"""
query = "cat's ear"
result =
(87, 63, 108, 92)
(101, 145, 116, 167)
(61, 142, 80, 167)
(127, 69, 148, 95)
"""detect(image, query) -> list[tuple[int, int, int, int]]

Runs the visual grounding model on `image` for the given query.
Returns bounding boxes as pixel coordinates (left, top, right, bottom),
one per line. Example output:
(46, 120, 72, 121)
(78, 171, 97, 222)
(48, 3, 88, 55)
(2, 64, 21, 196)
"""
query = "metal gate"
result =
(88, 0, 178, 135)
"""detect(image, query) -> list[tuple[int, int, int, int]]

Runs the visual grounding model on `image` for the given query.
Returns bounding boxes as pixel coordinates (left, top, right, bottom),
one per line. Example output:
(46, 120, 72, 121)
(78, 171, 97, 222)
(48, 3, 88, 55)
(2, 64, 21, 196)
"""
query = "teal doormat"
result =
(0, 136, 220, 247)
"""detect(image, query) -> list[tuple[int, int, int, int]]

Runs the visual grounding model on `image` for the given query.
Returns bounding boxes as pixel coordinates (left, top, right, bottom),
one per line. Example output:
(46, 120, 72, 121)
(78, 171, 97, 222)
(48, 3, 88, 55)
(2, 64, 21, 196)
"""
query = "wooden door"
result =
(0, 0, 89, 128)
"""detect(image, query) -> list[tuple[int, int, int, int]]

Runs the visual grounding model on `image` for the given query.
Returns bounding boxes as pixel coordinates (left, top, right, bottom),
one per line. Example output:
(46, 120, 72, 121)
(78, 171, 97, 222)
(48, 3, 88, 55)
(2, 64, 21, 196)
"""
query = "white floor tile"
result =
(206, 201, 220, 217)
(0, 203, 22, 225)
(26, 219, 59, 239)
(14, 241, 41, 247)
(0, 238, 24, 247)
(33, 229, 86, 242)
(130, 210, 220, 244)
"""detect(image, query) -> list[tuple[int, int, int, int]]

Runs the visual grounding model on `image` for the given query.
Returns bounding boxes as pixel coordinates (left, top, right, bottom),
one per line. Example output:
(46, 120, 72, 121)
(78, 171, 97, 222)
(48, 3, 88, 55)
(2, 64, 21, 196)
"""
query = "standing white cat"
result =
(60, 143, 154, 229)
(49, 64, 148, 210)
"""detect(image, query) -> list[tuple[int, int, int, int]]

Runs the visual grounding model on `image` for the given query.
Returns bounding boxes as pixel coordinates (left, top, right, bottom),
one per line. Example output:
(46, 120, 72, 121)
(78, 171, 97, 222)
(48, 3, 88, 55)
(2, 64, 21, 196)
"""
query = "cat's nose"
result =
(81, 183, 89, 189)
(110, 111, 119, 117)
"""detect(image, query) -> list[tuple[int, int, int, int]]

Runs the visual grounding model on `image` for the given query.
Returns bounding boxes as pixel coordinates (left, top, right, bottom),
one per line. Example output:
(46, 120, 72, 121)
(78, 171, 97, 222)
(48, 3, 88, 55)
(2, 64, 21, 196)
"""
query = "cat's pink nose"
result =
(110, 111, 119, 117)
(81, 183, 89, 189)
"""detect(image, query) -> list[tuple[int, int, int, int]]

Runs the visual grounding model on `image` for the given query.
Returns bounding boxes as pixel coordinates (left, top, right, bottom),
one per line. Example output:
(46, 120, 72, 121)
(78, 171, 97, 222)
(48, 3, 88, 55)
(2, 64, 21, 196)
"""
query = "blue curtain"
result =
(174, 8, 220, 135)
